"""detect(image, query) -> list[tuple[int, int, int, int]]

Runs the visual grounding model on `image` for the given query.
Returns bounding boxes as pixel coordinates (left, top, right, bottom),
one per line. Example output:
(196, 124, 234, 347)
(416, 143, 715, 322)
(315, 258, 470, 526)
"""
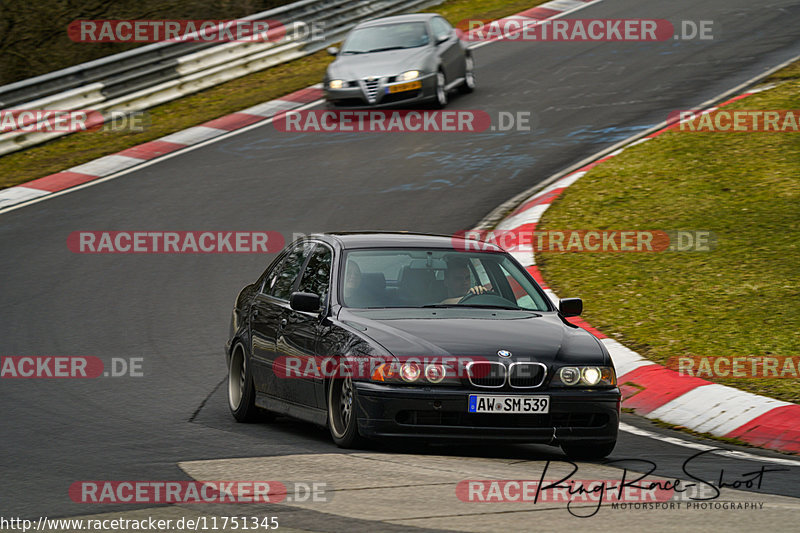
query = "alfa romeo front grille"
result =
(363, 79, 380, 100)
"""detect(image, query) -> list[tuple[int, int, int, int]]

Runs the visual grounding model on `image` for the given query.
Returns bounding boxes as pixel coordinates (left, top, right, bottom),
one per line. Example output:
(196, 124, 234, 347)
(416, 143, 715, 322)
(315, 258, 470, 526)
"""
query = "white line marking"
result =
(619, 422, 800, 467)
(0, 99, 323, 215)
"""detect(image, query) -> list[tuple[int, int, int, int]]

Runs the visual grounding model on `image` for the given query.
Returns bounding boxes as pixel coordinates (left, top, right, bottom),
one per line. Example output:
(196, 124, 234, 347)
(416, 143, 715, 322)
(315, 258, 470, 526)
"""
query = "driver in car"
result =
(440, 258, 489, 304)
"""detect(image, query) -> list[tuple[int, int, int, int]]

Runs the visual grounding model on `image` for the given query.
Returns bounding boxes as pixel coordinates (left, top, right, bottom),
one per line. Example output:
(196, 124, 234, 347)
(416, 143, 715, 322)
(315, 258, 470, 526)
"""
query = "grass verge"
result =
(0, 0, 542, 190)
(537, 61, 800, 404)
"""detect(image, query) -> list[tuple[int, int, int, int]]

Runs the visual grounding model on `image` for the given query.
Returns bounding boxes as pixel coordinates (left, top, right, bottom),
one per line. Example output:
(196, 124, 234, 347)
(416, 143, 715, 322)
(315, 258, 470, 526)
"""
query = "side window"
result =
(432, 17, 452, 41)
(260, 252, 287, 294)
(297, 244, 333, 307)
(269, 242, 313, 300)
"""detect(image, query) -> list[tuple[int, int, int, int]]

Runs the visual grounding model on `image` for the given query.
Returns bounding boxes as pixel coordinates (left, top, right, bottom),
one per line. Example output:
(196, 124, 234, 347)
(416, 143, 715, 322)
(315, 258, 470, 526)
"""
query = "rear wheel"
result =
(228, 344, 272, 422)
(328, 376, 364, 448)
(561, 440, 616, 460)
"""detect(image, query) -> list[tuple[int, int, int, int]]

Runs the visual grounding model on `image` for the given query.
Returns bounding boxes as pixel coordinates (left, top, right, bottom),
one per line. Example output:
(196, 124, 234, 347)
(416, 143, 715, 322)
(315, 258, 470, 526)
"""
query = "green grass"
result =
(536, 62, 800, 404)
(0, 0, 542, 190)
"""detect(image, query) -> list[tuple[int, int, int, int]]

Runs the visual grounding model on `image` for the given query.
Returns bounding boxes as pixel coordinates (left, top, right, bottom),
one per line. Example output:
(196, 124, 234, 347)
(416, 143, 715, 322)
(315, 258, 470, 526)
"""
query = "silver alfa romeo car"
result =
(324, 14, 475, 108)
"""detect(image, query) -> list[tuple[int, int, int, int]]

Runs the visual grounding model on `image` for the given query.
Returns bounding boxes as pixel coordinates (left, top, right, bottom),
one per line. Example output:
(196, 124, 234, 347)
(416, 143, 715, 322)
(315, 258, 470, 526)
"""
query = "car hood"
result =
(337, 308, 609, 365)
(328, 47, 431, 80)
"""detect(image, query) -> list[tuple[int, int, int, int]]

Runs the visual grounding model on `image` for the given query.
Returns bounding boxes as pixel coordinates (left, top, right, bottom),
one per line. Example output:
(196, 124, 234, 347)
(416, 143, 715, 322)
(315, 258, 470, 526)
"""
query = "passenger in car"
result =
(344, 261, 387, 307)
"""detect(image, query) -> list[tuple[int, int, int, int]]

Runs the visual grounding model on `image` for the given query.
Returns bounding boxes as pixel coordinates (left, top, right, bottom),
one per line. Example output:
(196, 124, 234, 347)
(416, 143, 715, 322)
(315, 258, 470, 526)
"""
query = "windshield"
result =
(340, 22, 430, 54)
(340, 248, 552, 311)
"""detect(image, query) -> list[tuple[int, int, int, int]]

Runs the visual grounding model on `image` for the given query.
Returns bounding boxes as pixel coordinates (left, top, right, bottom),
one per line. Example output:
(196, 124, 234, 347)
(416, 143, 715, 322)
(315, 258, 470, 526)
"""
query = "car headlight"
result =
(397, 70, 420, 81)
(552, 366, 616, 387)
(371, 361, 459, 385)
(400, 362, 421, 382)
(328, 79, 344, 89)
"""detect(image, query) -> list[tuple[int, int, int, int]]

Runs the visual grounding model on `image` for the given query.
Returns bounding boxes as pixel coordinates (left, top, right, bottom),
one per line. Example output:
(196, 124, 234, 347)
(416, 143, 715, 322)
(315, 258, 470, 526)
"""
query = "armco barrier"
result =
(0, 0, 444, 156)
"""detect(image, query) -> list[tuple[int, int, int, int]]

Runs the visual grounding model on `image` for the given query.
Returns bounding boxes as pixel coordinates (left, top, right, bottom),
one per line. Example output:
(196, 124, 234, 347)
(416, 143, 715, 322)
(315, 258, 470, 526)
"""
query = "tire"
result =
(460, 55, 475, 94)
(228, 343, 272, 422)
(433, 70, 448, 109)
(561, 440, 616, 460)
(327, 376, 364, 448)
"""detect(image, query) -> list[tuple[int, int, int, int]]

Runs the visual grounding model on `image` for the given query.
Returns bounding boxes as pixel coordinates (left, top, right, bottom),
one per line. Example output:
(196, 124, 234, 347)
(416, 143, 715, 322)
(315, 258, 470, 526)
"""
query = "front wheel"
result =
(327, 376, 364, 448)
(460, 55, 475, 94)
(561, 440, 616, 460)
(433, 70, 448, 108)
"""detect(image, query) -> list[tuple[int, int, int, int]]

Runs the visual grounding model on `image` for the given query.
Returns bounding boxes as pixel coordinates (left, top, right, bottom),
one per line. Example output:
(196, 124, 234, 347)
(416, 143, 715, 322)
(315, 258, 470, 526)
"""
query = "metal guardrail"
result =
(0, 0, 444, 156)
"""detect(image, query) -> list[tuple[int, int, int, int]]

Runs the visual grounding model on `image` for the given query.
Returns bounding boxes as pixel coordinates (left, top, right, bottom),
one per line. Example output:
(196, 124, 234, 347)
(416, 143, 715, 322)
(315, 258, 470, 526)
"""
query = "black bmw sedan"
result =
(226, 233, 620, 459)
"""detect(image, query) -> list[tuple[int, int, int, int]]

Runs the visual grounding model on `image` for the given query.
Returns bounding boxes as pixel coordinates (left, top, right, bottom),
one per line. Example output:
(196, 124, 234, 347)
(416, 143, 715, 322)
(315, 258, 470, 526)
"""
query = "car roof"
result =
(307, 232, 504, 252)
(355, 13, 437, 29)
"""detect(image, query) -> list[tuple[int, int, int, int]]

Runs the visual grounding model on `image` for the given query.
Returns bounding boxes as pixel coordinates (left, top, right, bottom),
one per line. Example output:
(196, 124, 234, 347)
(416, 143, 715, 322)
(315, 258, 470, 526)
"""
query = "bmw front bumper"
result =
(354, 382, 620, 444)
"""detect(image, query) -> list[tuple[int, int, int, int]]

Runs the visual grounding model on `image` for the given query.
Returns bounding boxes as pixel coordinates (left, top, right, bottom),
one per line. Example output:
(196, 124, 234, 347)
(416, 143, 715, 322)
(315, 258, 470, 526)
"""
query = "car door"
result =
(250, 241, 313, 399)
(431, 17, 462, 82)
(277, 242, 333, 409)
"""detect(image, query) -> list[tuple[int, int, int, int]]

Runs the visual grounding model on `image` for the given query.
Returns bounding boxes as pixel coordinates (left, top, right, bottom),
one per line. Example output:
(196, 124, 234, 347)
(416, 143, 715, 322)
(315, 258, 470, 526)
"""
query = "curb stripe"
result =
(0, 186, 49, 207)
(281, 87, 324, 103)
(617, 365, 711, 414)
(648, 384, 792, 437)
(201, 113, 265, 131)
(725, 405, 800, 454)
(117, 140, 186, 160)
(25, 171, 99, 192)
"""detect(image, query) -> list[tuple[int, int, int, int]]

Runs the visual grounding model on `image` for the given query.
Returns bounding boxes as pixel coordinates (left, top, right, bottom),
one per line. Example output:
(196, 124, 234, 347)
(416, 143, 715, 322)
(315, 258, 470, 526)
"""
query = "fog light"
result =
(400, 362, 421, 382)
(559, 367, 580, 385)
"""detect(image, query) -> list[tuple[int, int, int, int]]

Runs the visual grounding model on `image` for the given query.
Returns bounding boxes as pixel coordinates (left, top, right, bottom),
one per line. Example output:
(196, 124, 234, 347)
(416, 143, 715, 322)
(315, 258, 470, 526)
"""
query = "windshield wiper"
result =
(421, 304, 525, 310)
(341, 50, 368, 54)
(367, 46, 408, 52)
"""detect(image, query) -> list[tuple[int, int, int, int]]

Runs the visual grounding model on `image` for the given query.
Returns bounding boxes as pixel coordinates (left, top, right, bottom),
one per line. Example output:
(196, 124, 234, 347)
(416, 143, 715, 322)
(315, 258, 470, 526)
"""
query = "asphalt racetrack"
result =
(1, 0, 799, 529)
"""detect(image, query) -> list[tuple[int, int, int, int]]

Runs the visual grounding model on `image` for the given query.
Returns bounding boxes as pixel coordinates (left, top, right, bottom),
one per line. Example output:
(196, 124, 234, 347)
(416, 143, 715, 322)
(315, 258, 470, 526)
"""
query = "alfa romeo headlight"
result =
(328, 79, 344, 89)
(397, 70, 420, 81)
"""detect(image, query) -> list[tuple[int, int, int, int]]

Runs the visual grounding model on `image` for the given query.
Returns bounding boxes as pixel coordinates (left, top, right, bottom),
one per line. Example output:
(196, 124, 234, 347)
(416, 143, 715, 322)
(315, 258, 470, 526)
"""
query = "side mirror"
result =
(559, 298, 583, 317)
(436, 35, 449, 45)
(327, 46, 339, 56)
(290, 292, 321, 313)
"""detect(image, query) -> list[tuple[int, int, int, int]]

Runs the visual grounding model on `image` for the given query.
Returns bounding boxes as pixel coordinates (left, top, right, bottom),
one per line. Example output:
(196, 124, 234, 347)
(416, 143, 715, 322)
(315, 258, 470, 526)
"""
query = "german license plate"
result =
(468, 395, 550, 414)
(387, 80, 422, 93)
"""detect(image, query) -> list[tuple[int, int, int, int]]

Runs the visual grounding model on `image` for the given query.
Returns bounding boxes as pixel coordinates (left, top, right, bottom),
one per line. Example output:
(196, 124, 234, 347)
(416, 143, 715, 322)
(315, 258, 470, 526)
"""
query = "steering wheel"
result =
(458, 290, 496, 304)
